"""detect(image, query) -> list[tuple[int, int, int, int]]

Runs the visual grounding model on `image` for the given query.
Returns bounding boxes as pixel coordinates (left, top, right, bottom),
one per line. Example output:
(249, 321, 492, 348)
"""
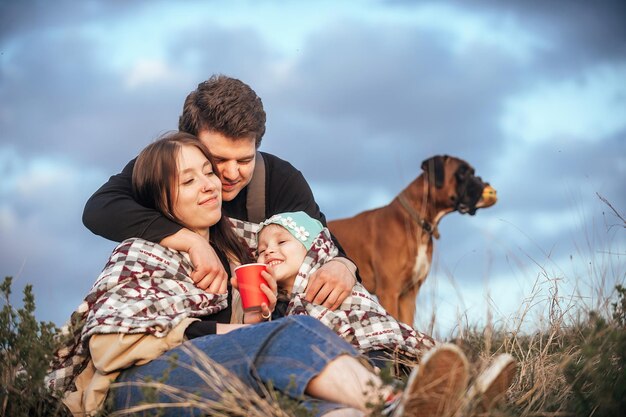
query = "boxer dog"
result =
(328, 155, 497, 326)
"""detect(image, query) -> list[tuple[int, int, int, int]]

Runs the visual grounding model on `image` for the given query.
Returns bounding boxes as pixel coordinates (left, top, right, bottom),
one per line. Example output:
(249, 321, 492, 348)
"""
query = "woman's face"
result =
(172, 144, 222, 237)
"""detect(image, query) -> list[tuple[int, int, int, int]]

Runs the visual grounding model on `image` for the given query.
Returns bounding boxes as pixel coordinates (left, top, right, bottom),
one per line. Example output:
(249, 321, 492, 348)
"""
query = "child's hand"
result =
(231, 269, 277, 324)
(242, 307, 266, 324)
(259, 269, 278, 317)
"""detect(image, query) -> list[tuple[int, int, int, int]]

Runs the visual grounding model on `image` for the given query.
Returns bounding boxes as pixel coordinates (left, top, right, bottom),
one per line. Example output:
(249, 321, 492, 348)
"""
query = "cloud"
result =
(256, 18, 528, 197)
(0, 148, 116, 323)
(0, 27, 184, 169)
(1, 0, 624, 332)
(460, 0, 626, 64)
(0, 1, 152, 45)
(400, 2, 549, 62)
(0, 149, 101, 238)
(125, 59, 176, 89)
(501, 63, 626, 144)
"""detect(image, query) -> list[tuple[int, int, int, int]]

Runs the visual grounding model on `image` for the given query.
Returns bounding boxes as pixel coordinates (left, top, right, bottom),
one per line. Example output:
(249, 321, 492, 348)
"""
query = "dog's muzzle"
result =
(455, 177, 496, 215)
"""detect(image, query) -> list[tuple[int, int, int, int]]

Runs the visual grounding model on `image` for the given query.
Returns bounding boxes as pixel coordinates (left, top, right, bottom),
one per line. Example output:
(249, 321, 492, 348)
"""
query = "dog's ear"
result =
(421, 155, 445, 188)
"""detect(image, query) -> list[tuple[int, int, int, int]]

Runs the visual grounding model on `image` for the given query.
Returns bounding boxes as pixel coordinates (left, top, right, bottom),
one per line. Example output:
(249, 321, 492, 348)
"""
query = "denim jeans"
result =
(110, 315, 358, 416)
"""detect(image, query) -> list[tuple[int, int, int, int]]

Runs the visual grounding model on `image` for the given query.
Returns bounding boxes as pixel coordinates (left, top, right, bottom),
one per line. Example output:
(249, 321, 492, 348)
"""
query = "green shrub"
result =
(0, 276, 69, 417)
(562, 286, 626, 417)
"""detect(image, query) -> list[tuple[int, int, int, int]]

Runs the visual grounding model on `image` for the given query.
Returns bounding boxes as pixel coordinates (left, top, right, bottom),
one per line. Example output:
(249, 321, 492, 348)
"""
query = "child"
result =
(256, 211, 437, 365)
(241, 211, 517, 413)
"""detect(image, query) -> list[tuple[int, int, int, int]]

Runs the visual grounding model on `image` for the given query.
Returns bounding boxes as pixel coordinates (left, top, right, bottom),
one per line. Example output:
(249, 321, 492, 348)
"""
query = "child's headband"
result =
(257, 211, 324, 250)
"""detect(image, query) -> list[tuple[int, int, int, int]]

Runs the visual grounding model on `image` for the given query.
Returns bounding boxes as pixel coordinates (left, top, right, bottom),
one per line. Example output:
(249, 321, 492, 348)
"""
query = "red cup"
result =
(234, 263, 269, 310)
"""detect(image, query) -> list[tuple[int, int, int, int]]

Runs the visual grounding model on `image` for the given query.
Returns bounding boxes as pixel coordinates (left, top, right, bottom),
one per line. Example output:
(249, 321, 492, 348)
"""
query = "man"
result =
(83, 75, 357, 310)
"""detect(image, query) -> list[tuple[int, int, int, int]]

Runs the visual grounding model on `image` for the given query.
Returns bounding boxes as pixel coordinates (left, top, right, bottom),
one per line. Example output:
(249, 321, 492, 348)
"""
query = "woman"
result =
(47, 132, 470, 417)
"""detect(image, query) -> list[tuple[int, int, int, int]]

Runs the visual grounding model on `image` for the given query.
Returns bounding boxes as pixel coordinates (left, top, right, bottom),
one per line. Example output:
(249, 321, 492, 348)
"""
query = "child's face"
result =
(257, 224, 307, 284)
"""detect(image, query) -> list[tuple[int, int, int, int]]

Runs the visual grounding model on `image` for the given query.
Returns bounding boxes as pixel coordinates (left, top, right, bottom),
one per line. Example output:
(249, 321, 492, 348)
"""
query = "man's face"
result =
(197, 130, 256, 202)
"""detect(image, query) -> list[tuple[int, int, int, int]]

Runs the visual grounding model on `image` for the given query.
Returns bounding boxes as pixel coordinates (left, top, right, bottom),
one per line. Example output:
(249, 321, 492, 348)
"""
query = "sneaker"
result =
(464, 353, 517, 412)
(387, 343, 469, 417)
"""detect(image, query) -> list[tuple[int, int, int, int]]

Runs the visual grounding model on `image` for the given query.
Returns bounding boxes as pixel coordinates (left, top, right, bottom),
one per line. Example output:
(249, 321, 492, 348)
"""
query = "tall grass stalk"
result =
(0, 196, 623, 416)
(108, 343, 302, 417)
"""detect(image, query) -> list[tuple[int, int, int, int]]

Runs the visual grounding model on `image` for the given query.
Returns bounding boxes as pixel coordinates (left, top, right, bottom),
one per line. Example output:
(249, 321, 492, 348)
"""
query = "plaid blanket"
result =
(230, 219, 436, 360)
(45, 238, 228, 396)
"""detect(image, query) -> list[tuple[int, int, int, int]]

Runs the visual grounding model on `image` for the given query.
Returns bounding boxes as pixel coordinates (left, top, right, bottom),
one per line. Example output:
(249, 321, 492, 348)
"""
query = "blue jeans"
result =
(109, 316, 358, 416)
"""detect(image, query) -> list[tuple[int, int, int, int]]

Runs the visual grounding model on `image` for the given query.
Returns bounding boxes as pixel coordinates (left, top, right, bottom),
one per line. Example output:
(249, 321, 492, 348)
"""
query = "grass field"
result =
(2, 198, 624, 417)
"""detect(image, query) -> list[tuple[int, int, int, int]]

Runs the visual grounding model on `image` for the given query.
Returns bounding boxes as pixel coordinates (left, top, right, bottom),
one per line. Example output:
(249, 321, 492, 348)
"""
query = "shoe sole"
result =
(395, 343, 469, 417)
(468, 353, 517, 411)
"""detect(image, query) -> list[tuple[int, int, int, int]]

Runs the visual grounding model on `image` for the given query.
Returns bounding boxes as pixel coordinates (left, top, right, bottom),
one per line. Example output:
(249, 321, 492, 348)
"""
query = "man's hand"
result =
(161, 229, 228, 293)
(305, 258, 356, 310)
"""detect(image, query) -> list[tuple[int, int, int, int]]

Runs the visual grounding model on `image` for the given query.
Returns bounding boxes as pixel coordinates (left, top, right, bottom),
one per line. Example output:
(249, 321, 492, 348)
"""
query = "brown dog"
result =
(328, 155, 497, 326)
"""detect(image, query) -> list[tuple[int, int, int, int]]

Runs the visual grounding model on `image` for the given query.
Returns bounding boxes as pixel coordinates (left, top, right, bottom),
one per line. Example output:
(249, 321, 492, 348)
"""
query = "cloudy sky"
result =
(1, 0, 625, 338)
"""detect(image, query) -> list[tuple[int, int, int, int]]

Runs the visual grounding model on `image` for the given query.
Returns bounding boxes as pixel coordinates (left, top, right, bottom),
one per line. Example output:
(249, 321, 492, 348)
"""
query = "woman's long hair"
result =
(132, 131, 252, 265)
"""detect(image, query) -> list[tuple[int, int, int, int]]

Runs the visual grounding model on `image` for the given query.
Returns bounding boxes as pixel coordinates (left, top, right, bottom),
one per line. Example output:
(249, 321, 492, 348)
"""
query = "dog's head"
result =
(421, 155, 496, 215)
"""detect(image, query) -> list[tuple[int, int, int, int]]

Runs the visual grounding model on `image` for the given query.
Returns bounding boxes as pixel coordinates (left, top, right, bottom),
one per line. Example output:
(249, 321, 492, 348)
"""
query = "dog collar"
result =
(397, 194, 440, 239)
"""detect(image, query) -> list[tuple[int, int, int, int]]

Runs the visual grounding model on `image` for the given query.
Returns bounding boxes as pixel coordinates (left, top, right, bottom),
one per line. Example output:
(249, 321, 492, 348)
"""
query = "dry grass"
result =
(108, 343, 295, 417)
(108, 268, 625, 416)
(110, 196, 623, 417)
(2, 196, 623, 417)
(451, 195, 626, 417)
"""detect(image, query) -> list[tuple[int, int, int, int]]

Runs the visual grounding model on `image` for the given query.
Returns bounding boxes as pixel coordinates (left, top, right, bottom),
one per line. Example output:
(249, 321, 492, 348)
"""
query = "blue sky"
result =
(1, 0, 625, 338)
